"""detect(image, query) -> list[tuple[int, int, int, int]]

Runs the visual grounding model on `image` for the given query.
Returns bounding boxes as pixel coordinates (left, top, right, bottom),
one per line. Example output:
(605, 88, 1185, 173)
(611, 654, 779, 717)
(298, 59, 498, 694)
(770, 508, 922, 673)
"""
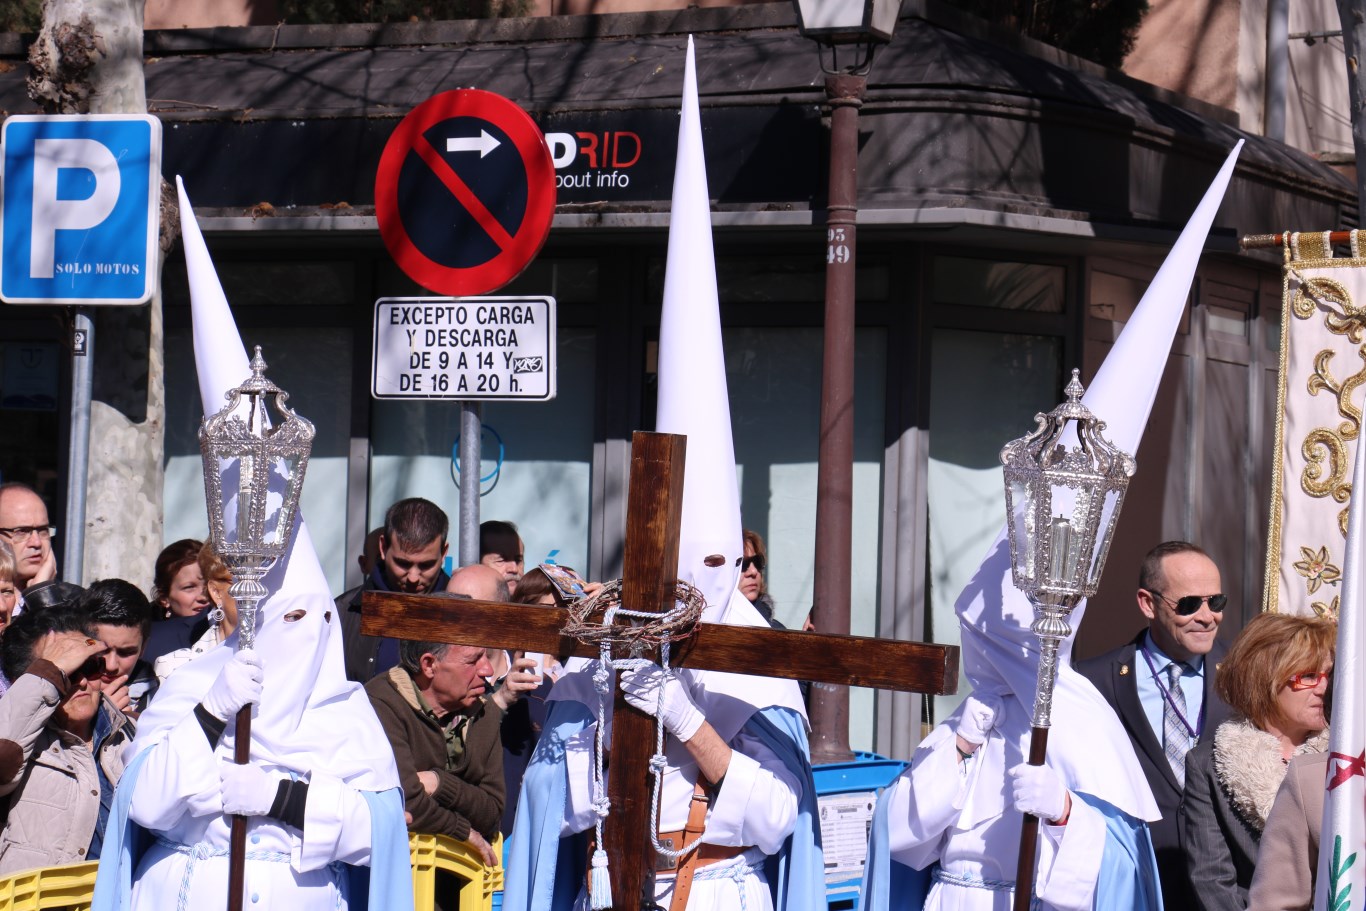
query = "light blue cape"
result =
(91, 747, 414, 910)
(501, 699, 825, 911)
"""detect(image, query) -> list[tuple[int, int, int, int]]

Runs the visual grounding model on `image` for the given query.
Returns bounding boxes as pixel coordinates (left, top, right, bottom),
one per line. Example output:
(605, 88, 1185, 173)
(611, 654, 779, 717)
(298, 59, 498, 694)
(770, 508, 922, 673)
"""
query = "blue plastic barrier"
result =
(812, 751, 909, 911)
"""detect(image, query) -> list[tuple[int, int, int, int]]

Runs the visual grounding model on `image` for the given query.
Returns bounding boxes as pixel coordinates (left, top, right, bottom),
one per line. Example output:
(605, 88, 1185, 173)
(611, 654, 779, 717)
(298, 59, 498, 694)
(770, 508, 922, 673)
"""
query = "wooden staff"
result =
(228, 706, 251, 911)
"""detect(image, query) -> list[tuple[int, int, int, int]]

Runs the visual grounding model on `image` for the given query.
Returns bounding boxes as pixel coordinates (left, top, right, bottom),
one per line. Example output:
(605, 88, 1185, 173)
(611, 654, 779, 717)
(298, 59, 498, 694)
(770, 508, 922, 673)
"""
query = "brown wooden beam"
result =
(360, 592, 960, 696)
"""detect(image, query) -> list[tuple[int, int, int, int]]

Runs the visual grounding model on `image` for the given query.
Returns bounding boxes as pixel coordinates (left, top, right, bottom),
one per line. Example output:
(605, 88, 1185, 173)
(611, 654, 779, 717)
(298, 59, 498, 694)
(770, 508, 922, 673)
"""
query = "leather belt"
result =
(654, 835, 751, 874)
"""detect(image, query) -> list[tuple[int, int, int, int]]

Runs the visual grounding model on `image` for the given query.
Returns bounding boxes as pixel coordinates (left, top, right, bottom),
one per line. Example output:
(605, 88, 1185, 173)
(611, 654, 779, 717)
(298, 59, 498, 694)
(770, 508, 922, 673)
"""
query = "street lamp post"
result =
(792, 0, 898, 764)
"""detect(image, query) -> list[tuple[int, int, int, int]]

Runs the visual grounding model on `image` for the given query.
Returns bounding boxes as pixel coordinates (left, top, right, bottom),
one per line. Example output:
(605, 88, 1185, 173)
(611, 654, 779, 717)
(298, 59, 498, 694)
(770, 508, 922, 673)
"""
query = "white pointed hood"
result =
(953, 142, 1243, 822)
(654, 35, 747, 627)
(126, 179, 399, 790)
(552, 38, 806, 735)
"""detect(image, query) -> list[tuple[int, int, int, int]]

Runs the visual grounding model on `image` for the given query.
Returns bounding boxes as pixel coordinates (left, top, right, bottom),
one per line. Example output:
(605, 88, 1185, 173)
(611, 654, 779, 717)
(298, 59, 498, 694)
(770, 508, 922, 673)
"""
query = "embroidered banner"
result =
(1266, 231, 1366, 618)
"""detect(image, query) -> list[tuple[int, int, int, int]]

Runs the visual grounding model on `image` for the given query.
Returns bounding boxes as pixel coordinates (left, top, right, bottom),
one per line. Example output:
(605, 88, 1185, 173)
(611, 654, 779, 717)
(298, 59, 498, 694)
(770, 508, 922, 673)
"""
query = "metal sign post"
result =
(62, 310, 94, 584)
(458, 403, 482, 565)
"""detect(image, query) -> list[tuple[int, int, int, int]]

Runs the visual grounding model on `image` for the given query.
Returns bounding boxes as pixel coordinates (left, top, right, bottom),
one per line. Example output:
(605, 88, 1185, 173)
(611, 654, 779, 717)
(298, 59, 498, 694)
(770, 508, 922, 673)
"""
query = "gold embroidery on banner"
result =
(1310, 595, 1340, 620)
(1296, 274, 1366, 539)
(1266, 256, 1366, 614)
(1291, 545, 1341, 594)
(1294, 232, 1334, 262)
(1292, 277, 1365, 340)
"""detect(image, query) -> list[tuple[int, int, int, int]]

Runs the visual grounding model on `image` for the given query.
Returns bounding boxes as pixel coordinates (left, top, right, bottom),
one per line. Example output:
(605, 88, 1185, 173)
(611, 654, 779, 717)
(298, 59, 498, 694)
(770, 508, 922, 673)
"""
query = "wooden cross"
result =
(362, 431, 959, 910)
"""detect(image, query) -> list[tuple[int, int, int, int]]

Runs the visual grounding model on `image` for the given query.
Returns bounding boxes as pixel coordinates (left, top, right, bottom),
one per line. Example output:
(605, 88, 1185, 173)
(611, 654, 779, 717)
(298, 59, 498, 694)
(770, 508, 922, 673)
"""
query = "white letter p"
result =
(30, 138, 121, 279)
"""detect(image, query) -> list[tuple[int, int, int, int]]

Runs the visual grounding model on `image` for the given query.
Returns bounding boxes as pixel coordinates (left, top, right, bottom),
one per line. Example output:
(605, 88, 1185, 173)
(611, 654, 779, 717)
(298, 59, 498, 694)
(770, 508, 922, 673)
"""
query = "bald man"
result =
(446, 564, 509, 603)
(0, 484, 57, 594)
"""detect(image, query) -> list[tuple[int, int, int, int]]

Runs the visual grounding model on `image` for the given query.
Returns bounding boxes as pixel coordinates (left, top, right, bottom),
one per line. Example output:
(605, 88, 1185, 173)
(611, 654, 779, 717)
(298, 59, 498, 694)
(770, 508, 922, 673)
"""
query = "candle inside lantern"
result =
(1047, 515, 1072, 586)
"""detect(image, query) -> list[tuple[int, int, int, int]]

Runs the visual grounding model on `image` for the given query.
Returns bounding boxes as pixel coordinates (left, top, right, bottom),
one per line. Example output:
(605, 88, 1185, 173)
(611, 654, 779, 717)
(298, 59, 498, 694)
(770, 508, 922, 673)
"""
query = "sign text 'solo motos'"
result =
(371, 296, 557, 401)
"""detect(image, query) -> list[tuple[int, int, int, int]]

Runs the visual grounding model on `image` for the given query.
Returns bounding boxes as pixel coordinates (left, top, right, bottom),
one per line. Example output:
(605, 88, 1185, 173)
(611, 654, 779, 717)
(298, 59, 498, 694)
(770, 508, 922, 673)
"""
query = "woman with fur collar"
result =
(1179, 612, 1335, 911)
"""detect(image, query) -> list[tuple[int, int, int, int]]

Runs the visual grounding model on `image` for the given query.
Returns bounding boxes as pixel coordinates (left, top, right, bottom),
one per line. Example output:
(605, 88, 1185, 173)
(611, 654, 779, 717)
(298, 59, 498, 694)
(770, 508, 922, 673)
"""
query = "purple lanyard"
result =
(1139, 646, 1202, 739)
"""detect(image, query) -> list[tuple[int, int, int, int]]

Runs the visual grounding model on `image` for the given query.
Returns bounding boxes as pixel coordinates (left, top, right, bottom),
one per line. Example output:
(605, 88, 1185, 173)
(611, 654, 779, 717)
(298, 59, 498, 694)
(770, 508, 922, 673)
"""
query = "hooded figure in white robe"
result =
(501, 37, 826, 911)
(91, 180, 412, 911)
(862, 140, 1244, 911)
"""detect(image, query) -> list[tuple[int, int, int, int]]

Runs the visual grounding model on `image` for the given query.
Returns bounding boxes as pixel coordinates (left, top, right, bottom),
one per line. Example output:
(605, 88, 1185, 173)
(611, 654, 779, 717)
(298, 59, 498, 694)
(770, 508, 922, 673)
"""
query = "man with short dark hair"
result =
(0, 482, 57, 596)
(78, 579, 159, 717)
(365, 636, 503, 866)
(1075, 540, 1232, 910)
(338, 498, 451, 681)
(478, 520, 524, 596)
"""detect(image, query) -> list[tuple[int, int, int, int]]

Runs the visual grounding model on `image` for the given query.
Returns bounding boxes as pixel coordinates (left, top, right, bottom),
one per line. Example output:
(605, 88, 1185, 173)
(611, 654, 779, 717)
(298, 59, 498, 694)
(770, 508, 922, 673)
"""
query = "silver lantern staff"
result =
(200, 346, 315, 911)
(999, 369, 1135, 911)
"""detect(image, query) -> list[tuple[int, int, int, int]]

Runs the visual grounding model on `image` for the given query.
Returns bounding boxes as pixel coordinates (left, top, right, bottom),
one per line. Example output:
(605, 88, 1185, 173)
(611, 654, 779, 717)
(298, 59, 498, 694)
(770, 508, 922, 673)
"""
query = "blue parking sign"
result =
(1, 115, 161, 305)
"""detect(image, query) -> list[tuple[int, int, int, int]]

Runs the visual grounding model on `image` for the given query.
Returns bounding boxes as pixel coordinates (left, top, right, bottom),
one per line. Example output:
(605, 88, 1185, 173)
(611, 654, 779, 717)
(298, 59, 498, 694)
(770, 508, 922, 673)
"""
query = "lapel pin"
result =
(1120, 664, 1131, 676)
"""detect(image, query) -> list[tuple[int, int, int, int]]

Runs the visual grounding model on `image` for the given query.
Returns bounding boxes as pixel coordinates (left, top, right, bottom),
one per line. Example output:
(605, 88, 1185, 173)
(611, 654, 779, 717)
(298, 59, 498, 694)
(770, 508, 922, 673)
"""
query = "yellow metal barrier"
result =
(0, 862, 97, 911)
(0, 834, 503, 911)
(409, 832, 505, 911)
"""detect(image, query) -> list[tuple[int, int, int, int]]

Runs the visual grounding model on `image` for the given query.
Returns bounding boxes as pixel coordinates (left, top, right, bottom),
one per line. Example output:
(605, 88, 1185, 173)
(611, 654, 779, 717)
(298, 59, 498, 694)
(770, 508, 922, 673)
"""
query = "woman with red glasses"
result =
(1179, 611, 1334, 911)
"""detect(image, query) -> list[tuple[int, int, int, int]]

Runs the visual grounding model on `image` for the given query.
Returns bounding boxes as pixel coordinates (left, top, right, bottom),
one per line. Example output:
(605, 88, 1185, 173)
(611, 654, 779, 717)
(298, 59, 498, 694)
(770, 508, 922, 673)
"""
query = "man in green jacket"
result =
(365, 632, 504, 866)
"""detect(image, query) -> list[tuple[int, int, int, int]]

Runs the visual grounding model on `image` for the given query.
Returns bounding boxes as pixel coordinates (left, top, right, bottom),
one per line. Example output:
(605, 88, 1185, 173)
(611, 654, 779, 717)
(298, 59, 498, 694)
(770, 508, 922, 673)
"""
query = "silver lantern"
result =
(199, 346, 315, 651)
(1000, 368, 1135, 729)
(1002, 368, 1135, 911)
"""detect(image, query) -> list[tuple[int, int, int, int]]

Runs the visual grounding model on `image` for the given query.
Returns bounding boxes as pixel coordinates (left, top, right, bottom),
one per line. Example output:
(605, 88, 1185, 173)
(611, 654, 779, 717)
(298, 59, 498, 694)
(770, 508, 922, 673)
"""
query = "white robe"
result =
(126, 712, 376, 910)
(884, 721, 1106, 911)
(559, 719, 802, 910)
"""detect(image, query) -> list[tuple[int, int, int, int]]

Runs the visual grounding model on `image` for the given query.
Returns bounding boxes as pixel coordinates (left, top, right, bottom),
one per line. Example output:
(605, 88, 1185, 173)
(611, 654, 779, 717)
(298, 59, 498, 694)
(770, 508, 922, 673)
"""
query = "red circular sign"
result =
(375, 90, 555, 296)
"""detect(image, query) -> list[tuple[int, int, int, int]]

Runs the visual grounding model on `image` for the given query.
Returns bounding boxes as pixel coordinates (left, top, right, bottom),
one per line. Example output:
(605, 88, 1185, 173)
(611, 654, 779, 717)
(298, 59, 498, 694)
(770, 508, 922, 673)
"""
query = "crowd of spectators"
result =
(0, 483, 829, 895)
(0, 474, 1347, 911)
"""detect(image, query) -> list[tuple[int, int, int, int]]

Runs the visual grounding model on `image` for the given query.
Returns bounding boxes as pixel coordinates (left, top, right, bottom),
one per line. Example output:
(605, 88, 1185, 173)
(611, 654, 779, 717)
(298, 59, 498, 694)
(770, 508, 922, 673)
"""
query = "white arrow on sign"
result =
(446, 130, 501, 158)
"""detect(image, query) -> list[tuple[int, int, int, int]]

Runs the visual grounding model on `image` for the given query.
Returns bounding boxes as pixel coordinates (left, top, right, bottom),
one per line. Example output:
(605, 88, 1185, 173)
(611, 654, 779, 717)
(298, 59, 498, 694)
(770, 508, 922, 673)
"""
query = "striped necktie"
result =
(1163, 662, 1191, 787)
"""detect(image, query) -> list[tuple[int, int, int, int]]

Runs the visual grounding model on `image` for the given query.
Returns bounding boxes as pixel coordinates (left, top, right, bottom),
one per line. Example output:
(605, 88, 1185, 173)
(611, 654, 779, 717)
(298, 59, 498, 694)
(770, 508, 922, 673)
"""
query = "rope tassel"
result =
(589, 847, 613, 909)
(572, 579, 711, 907)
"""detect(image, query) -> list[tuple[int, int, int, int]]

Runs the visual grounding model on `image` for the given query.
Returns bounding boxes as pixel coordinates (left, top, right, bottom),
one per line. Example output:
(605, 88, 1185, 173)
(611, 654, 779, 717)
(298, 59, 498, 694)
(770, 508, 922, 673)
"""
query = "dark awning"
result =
(0, 1, 1352, 238)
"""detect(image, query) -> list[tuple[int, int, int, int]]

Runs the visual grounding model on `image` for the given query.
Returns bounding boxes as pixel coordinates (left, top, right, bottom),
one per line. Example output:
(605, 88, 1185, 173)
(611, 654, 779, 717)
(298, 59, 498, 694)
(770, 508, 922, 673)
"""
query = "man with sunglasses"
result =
(0, 483, 58, 600)
(1076, 541, 1231, 910)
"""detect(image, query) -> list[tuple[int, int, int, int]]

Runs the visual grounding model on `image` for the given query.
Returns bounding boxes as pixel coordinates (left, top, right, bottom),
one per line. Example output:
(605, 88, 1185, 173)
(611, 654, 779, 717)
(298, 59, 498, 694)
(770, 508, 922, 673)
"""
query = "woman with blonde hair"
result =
(1180, 611, 1335, 910)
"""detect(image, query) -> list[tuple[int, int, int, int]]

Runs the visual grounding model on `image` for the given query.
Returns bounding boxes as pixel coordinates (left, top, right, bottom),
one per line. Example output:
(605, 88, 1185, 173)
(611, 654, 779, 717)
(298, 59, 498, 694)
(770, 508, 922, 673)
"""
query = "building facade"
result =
(0, 0, 1354, 756)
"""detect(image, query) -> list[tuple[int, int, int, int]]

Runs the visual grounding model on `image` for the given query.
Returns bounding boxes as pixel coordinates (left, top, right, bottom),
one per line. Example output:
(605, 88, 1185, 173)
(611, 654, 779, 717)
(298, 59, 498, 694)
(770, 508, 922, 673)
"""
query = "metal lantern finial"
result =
(199, 346, 315, 649)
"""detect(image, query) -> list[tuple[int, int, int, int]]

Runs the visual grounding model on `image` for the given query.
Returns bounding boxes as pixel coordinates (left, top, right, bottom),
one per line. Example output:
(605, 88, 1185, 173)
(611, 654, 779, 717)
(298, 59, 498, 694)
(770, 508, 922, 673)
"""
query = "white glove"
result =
(219, 761, 276, 817)
(954, 693, 1003, 746)
(1009, 762, 1069, 823)
(619, 664, 705, 742)
(202, 649, 264, 722)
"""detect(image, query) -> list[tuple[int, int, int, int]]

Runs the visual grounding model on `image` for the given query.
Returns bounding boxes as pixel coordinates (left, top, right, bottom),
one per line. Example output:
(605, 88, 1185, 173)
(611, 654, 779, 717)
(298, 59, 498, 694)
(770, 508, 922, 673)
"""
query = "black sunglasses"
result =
(742, 555, 766, 573)
(1147, 590, 1227, 616)
(75, 655, 105, 680)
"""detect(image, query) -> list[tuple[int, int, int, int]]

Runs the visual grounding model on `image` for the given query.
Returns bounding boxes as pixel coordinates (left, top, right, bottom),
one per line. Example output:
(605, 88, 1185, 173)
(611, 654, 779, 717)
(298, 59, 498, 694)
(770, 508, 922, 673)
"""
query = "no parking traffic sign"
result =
(375, 90, 556, 297)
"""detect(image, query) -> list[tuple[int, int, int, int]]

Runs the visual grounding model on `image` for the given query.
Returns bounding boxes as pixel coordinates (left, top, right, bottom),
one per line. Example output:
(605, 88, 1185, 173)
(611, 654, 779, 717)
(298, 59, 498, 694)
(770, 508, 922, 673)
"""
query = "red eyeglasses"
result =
(1286, 670, 1332, 691)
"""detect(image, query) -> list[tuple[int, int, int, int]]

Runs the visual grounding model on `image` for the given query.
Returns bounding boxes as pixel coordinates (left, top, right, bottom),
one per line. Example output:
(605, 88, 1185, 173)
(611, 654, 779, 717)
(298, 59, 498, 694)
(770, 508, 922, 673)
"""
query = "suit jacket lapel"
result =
(1115, 638, 1181, 793)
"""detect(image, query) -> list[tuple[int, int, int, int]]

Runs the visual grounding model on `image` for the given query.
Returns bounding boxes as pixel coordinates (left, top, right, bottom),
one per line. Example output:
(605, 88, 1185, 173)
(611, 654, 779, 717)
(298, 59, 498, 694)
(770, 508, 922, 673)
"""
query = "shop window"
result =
(933, 256, 1065, 312)
(164, 326, 354, 595)
(0, 341, 61, 498)
(368, 330, 598, 577)
(725, 326, 887, 750)
(925, 328, 1063, 720)
(1204, 280, 1252, 340)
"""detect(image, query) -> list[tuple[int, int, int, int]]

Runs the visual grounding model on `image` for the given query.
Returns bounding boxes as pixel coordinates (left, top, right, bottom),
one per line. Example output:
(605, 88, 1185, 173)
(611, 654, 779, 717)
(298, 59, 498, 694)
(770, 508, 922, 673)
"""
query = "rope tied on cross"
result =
(560, 579, 709, 909)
